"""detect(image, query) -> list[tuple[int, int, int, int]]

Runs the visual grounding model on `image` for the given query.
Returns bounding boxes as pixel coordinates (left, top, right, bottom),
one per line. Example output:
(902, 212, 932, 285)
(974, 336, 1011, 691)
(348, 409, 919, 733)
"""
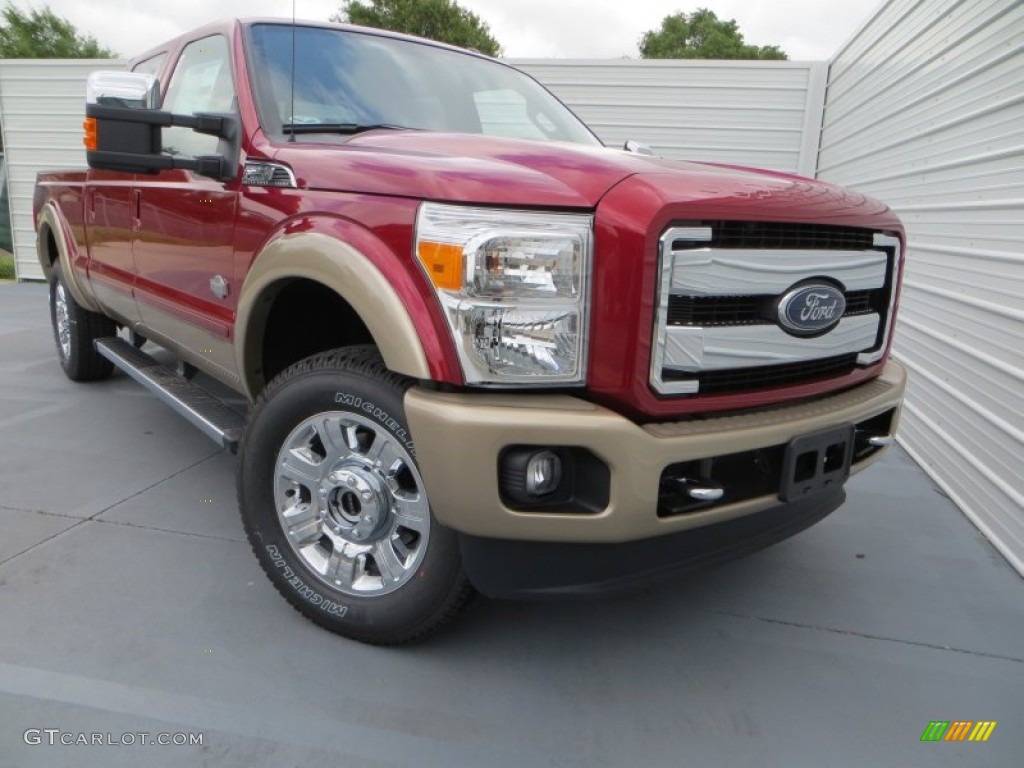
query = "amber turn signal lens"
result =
(416, 241, 463, 291)
(83, 117, 97, 150)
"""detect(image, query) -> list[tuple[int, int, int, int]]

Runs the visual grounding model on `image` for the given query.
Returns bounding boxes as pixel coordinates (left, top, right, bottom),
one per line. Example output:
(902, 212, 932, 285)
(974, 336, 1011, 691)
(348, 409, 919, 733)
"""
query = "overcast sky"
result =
(24, 0, 882, 61)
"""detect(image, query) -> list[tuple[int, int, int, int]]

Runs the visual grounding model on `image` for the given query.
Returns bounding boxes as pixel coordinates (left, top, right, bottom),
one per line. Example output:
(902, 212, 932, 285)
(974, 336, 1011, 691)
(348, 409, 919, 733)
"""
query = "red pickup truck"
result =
(34, 18, 906, 644)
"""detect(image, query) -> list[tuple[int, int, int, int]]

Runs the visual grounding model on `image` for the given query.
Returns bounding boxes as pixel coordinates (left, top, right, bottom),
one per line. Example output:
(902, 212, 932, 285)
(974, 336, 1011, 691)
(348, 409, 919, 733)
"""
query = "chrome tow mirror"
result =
(84, 70, 238, 181)
(86, 71, 160, 110)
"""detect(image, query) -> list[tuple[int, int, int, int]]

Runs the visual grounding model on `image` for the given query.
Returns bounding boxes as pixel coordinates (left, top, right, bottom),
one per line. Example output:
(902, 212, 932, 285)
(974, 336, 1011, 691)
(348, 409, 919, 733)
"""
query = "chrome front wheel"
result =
(275, 411, 430, 597)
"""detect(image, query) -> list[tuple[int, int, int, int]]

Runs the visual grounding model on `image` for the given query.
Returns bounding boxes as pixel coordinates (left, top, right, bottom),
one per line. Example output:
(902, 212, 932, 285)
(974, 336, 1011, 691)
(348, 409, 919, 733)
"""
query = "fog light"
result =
(498, 445, 609, 513)
(525, 451, 562, 497)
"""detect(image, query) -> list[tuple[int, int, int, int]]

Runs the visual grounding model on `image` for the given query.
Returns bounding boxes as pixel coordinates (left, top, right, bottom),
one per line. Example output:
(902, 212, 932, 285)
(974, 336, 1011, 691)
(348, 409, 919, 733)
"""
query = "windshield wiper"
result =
(282, 122, 415, 135)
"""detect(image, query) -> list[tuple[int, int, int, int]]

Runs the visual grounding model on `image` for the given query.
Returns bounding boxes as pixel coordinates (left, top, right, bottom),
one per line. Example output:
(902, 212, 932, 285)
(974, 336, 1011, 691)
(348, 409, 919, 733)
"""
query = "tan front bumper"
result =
(404, 361, 906, 544)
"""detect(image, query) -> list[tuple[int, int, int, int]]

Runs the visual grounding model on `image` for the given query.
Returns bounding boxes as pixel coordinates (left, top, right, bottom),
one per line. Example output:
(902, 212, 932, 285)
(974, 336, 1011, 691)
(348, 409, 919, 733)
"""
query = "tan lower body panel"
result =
(404, 361, 906, 543)
(135, 303, 243, 390)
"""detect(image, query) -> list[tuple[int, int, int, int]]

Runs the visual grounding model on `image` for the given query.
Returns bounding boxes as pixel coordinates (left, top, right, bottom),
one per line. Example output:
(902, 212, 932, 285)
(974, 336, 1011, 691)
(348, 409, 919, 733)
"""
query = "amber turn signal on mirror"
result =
(82, 117, 97, 150)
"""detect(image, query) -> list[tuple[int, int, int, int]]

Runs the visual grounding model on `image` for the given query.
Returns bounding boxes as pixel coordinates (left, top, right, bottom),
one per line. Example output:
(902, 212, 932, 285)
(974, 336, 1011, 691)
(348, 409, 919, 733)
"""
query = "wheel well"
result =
(257, 279, 375, 387)
(43, 225, 58, 264)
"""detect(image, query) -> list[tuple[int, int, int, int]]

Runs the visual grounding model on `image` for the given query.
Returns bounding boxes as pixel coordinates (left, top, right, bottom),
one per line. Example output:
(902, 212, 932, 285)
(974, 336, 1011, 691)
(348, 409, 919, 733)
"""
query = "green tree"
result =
(640, 8, 787, 60)
(0, 2, 116, 58)
(332, 0, 501, 57)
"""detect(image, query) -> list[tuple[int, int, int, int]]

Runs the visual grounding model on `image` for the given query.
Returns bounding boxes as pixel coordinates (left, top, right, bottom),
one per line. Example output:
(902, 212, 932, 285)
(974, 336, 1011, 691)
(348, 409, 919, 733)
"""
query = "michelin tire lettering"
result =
(335, 392, 411, 448)
(266, 544, 348, 618)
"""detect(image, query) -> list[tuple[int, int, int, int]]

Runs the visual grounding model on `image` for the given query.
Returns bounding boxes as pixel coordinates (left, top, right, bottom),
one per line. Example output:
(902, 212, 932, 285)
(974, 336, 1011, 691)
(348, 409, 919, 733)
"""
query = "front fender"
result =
(236, 218, 458, 398)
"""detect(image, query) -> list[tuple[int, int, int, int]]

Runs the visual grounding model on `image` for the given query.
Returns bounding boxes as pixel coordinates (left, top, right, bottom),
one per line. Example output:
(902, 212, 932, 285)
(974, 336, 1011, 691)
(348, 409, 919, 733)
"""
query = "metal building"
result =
(0, 59, 123, 282)
(817, 0, 1024, 574)
(511, 59, 827, 176)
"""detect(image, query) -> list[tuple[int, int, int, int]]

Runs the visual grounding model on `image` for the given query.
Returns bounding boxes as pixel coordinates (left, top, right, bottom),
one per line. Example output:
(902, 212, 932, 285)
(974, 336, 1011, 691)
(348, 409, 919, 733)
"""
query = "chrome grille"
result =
(662, 354, 860, 395)
(696, 221, 876, 251)
(667, 288, 886, 327)
(651, 225, 901, 396)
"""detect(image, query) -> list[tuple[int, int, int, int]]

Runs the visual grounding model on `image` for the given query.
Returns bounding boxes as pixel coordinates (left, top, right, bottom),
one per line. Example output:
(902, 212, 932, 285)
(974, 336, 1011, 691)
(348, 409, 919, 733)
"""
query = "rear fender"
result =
(35, 203, 102, 312)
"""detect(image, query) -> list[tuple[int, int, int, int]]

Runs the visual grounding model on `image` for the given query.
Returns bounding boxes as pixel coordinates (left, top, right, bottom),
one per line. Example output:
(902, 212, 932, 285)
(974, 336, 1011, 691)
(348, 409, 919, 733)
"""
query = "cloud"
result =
(447, 0, 880, 60)
(23, 0, 880, 61)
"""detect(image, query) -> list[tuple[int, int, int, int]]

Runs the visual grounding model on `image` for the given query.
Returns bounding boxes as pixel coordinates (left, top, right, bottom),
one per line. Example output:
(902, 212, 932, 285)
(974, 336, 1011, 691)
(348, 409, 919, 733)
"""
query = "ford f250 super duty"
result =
(34, 18, 907, 644)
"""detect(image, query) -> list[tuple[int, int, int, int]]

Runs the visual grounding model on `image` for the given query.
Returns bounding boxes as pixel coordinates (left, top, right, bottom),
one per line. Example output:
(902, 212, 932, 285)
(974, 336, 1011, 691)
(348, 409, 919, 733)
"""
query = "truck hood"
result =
(272, 131, 893, 222)
(274, 132, 646, 207)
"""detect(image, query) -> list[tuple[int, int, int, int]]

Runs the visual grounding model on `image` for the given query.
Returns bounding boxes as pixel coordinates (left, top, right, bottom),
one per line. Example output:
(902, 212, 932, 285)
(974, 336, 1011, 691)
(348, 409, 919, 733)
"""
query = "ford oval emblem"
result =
(777, 282, 846, 336)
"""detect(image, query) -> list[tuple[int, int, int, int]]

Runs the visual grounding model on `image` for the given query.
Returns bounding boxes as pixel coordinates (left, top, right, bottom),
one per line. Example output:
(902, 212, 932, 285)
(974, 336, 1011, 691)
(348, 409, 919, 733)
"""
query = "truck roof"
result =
(127, 17, 499, 72)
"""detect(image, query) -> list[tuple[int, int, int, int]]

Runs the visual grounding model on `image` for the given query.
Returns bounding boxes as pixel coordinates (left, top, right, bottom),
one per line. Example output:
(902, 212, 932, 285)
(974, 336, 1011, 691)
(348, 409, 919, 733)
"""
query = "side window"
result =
(132, 53, 167, 78)
(161, 35, 235, 157)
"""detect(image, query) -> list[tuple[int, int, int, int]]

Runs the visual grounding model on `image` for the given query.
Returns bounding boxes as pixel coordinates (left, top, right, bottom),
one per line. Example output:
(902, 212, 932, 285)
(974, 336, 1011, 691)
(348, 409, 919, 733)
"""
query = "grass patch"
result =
(0, 251, 14, 280)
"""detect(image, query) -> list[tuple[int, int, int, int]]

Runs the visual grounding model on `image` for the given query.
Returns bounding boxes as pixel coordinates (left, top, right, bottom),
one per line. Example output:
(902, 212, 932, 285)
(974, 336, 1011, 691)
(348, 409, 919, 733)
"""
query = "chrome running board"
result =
(95, 337, 245, 452)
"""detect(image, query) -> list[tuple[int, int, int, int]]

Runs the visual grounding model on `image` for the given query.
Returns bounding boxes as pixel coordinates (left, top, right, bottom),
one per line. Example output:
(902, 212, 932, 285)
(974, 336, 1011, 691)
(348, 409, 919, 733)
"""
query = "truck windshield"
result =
(246, 23, 601, 146)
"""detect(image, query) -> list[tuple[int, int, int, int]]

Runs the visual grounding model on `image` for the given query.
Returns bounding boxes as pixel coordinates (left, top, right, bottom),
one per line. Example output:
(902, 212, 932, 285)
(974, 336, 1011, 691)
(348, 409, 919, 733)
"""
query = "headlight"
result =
(415, 202, 593, 385)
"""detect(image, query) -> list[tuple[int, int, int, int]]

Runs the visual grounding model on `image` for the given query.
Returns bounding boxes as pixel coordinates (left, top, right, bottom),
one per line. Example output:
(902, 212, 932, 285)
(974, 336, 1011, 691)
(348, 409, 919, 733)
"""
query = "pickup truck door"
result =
(83, 171, 140, 325)
(131, 34, 240, 382)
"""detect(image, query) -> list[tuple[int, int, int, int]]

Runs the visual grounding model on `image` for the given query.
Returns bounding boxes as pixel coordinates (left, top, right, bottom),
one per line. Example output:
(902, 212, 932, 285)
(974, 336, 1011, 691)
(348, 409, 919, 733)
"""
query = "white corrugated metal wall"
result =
(512, 59, 827, 176)
(0, 60, 124, 281)
(818, 0, 1024, 574)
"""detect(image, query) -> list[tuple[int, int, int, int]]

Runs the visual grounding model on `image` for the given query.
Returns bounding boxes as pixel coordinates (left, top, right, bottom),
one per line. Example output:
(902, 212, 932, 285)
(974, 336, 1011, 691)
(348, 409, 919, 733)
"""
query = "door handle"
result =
(132, 189, 142, 231)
